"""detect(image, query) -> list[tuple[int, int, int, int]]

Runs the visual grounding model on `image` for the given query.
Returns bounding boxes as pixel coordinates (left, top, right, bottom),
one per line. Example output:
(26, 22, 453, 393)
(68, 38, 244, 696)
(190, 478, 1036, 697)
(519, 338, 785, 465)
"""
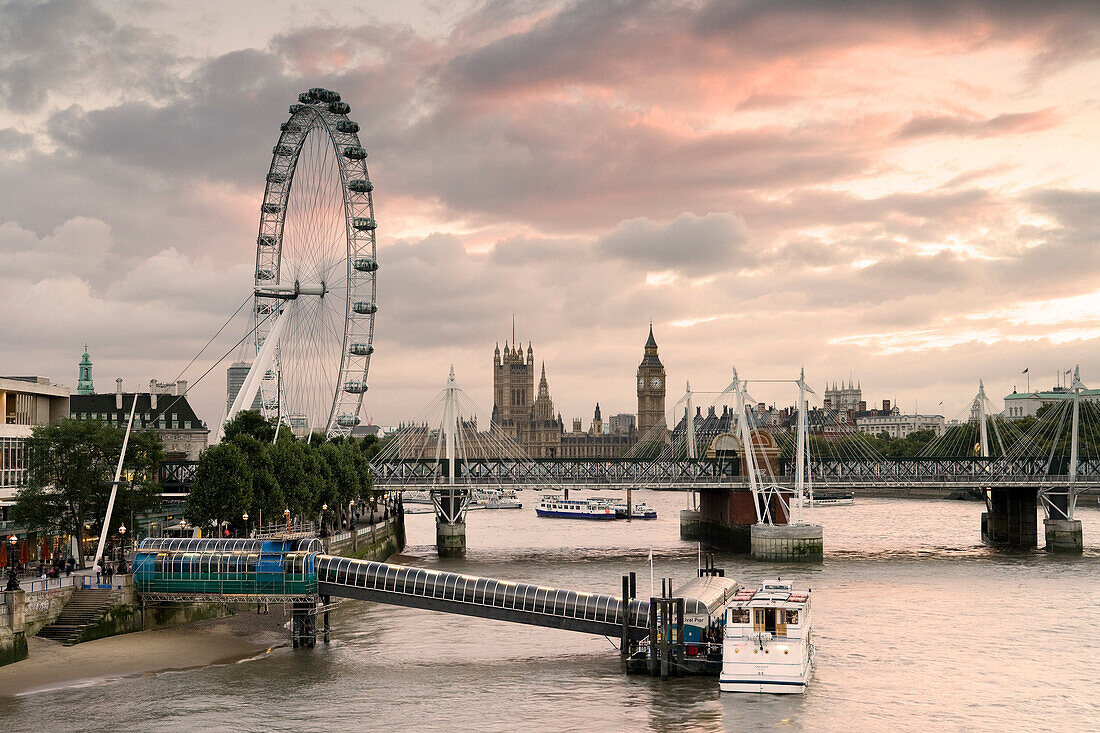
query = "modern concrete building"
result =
(0, 376, 70, 503)
(226, 360, 262, 414)
(70, 378, 209, 460)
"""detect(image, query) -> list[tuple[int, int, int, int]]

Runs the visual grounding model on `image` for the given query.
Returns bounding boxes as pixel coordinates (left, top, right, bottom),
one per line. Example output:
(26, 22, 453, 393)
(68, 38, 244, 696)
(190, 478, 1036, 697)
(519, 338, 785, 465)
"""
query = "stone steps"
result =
(36, 589, 119, 645)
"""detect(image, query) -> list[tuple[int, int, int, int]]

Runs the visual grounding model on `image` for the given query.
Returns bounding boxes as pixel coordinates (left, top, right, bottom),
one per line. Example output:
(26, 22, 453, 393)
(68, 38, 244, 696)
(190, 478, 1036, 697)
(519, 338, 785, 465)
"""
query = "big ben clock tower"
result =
(637, 325, 666, 437)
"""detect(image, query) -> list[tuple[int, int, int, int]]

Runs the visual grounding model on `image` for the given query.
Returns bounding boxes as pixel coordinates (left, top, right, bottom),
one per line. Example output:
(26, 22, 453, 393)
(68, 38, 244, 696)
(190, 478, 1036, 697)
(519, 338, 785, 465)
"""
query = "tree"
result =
(12, 419, 161, 567)
(227, 434, 282, 532)
(186, 442, 253, 534)
(222, 410, 277, 443)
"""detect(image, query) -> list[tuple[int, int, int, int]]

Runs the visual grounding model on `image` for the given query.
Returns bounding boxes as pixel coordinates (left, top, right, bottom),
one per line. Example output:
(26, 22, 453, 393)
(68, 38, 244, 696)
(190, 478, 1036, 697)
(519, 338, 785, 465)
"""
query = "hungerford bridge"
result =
(363, 366, 1094, 559)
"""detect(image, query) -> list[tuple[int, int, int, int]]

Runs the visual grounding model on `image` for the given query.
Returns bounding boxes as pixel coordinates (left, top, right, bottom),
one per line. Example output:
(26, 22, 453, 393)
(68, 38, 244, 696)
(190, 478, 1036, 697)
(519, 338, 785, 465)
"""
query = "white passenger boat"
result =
(809, 490, 854, 506)
(403, 489, 521, 511)
(720, 579, 813, 694)
(535, 495, 616, 520)
(610, 501, 658, 519)
(471, 488, 522, 510)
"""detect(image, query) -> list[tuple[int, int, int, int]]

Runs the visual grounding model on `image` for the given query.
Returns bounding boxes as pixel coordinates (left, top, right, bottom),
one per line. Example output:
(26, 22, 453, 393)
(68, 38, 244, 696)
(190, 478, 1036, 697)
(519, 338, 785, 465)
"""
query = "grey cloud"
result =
(597, 213, 749, 275)
(0, 0, 180, 111)
(894, 109, 1061, 140)
(0, 127, 32, 152)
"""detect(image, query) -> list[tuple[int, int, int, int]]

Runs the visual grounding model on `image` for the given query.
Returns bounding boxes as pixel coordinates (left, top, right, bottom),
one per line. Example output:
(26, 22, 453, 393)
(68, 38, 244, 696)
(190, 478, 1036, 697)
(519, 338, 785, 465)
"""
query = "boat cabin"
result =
(725, 580, 810, 642)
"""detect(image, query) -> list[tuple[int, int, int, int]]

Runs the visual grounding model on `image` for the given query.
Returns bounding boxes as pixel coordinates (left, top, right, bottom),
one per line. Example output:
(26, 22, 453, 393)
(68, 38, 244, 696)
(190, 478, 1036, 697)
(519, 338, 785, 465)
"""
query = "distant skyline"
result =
(1, 1, 1099, 429)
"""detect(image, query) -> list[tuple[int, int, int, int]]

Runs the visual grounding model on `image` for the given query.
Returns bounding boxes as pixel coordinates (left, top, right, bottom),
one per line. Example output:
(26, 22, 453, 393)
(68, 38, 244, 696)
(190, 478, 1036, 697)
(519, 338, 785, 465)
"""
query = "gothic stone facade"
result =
(491, 329, 666, 458)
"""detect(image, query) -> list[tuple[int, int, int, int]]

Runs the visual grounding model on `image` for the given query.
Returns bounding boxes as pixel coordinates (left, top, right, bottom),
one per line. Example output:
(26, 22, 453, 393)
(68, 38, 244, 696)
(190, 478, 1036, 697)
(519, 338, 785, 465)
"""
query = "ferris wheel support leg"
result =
(220, 302, 294, 440)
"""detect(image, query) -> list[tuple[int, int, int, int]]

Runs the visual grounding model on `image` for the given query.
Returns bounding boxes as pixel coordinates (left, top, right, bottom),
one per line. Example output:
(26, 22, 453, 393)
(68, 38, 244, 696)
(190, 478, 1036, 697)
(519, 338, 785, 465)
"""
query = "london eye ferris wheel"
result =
(224, 88, 378, 438)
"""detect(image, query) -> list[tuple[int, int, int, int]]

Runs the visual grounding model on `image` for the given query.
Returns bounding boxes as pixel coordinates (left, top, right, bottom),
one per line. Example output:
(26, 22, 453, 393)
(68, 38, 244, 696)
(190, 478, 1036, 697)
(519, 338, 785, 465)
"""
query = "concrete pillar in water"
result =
(750, 523, 823, 562)
(436, 520, 466, 558)
(1044, 518, 1083, 554)
(982, 487, 1038, 548)
(679, 509, 701, 541)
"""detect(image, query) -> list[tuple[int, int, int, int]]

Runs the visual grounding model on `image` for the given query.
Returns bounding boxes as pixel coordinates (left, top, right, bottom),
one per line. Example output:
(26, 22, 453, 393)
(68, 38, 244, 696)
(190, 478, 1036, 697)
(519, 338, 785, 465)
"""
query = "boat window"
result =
(785, 609, 799, 625)
(730, 608, 749, 624)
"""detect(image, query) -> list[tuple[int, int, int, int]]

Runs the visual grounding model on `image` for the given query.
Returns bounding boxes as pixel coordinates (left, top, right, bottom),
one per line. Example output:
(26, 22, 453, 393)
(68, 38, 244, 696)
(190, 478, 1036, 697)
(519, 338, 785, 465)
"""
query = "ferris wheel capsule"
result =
(349, 343, 374, 356)
(352, 301, 378, 315)
(343, 146, 367, 160)
(329, 101, 351, 115)
(354, 258, 379, 272)
(336, 120, 360, 134)
(348, 179, 373, 193)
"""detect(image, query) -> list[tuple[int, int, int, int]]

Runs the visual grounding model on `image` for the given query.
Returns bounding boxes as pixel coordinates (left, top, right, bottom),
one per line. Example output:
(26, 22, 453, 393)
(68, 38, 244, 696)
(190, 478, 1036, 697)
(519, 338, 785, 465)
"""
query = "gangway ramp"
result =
(317, 555, 651, 639)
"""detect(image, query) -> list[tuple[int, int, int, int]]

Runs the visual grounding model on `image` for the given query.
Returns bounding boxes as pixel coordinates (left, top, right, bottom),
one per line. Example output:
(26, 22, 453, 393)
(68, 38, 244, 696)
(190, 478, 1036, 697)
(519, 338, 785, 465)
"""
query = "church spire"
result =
(77, 344, 94, 395)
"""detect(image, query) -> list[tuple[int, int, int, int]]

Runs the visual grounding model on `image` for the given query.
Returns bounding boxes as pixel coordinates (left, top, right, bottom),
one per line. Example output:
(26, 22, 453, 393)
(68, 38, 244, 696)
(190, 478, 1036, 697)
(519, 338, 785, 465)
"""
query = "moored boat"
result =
(720, 579, 813, 694)
(611, 501, 658, 519)
(535, 495, 616, 520)
(809, 490, 854, 506)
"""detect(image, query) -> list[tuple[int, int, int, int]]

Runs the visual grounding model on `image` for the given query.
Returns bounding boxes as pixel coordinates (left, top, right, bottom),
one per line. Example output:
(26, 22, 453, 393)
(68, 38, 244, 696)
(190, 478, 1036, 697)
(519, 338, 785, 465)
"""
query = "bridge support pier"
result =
(436, 520, 466, 559)
(750, 523, 823, 562)
(291, 601, 316, 649)
(679, 510, 702, 541)
(1044, 518, 1083, 553)
(981, 487, 1038, 548)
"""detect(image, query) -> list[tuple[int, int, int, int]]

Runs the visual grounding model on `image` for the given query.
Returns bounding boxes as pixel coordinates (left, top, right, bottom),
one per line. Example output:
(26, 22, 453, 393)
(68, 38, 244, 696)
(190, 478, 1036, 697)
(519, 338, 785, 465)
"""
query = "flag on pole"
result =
(1022, 368, 1029, 374)
(1066, 369, 1072, 376)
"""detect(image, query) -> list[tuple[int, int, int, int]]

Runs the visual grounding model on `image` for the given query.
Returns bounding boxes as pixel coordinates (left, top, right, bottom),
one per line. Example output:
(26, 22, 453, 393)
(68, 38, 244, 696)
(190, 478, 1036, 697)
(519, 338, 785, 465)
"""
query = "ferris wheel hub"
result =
(255, 281, 328, 299)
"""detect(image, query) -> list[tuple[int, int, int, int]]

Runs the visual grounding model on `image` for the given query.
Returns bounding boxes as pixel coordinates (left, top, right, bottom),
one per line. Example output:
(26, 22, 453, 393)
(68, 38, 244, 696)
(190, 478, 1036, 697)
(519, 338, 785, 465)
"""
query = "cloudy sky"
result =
(1, 0, 1099, 429)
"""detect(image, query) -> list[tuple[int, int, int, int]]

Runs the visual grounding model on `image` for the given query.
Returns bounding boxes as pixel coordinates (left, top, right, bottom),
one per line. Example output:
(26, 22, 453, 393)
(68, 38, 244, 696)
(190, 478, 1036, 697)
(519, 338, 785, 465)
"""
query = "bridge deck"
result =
(316, 555, 651, 639)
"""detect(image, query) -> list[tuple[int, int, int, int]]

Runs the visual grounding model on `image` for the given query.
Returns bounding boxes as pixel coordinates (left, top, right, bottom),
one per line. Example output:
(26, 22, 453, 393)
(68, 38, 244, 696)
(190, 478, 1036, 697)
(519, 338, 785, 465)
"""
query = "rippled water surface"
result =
(4, 492, 1099, 732)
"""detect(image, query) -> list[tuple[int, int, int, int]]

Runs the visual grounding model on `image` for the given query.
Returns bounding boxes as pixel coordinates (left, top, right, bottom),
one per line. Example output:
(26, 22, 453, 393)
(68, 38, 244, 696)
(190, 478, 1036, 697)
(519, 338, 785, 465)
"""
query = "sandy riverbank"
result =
(0, 611, 288, 698)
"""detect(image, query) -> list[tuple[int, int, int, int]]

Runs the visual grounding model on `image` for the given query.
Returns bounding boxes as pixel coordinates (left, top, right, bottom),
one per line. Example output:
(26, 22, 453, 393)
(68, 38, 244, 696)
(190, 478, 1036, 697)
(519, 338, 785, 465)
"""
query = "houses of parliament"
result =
(490, 327, 667, 458)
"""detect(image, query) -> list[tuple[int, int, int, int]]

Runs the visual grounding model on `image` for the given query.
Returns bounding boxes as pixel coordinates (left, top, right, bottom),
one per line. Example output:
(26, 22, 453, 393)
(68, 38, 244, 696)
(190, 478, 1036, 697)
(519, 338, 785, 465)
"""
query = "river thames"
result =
(2, 492, 1098, 732)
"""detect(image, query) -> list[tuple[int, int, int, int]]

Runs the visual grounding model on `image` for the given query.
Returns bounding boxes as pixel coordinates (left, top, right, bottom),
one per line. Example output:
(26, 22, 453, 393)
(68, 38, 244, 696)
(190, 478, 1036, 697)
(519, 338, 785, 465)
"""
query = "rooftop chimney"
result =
(115, 378, 123, 410)
(882, 399, 891, 412)
(150, 379, 158, 410)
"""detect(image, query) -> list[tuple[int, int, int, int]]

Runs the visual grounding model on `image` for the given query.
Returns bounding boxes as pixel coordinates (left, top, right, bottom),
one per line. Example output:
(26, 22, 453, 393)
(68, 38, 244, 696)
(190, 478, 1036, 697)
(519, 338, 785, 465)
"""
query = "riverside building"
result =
(0, 376, 70, 504)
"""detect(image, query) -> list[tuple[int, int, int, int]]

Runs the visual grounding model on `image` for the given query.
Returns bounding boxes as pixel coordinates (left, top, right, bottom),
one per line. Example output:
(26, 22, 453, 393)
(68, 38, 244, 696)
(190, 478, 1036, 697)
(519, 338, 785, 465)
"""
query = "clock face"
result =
(651, 377, 662, 389)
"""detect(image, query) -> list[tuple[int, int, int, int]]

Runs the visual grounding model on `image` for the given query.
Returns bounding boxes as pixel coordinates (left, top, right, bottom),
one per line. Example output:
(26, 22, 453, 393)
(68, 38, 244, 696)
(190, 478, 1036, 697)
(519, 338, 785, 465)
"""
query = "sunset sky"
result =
(2, 0, 1099, 429)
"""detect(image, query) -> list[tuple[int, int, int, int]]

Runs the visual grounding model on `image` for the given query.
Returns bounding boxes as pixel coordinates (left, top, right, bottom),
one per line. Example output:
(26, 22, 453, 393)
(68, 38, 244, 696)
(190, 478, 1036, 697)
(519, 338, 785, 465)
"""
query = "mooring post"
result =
(648, 602, 658, 676)
(322, 594, 331, 644)
(659, 600, 670, 680)
(620, 575, 630, 656)
(675, 598, 685, 676)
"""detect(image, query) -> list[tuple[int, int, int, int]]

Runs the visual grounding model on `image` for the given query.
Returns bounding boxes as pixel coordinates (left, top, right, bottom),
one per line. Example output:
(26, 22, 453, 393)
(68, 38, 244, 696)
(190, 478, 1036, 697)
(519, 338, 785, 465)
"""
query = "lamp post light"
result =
(321, 504, 329, 537)
(5, 535, 19, 592)
(348, 499, 356, 529)
(118, 524, 126, 562)
(284, 508, 291, 533)
(242, 513, 249, 538)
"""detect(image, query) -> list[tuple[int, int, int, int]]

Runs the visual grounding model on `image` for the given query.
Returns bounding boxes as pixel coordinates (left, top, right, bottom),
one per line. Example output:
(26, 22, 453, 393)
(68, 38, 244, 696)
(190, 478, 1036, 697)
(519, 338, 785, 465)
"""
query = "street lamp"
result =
(348, 499, 356, 529)
(284, 508, 291, 533)
(320, 504, 329, 537)
(5, 535, 19, 592)
(242, 513, 249, 538)
(118, 524, 126, 562)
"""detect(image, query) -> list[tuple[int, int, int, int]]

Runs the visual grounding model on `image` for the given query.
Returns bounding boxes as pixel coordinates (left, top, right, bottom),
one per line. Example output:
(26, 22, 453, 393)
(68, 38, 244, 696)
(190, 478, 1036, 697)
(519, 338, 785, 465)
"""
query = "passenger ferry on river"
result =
(535, 496, 616, 520)
(720, 579, 813, 694)
(809, 490, 854, 506)
(610, 501, 658, 519)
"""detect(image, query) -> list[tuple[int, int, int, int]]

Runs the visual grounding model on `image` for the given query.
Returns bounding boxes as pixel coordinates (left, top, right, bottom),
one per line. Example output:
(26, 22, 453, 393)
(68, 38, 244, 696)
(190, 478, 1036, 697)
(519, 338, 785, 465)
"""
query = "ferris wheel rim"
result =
(251, 90, 377, 437)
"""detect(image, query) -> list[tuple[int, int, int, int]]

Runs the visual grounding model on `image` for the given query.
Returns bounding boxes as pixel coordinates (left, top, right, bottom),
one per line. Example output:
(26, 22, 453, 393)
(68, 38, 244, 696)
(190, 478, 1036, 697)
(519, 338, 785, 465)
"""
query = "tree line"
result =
(184, 411, 385, 535)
